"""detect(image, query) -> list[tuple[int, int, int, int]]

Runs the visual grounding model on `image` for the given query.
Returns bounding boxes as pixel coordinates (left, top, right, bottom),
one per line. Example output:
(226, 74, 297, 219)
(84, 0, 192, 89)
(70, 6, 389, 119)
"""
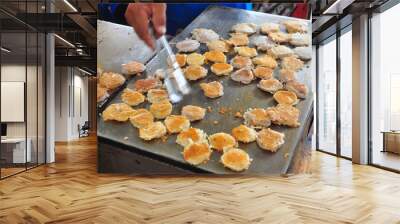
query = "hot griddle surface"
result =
(97, 6, 313, 174)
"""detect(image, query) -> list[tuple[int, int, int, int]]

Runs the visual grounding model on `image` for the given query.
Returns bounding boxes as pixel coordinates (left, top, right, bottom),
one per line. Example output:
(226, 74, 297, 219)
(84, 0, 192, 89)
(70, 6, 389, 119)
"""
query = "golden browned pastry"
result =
(121, 88, 145, 106)
(243, 108, 271, 129)
(186, 52, 205, 65)
(204, 50, 227, 63)
(149, 100, 173, 119)
(267, 45, 294, 59)
(184, 65, 207, 81)
(183, 142, 212, 165)
(227, 33, 249, 46)
(211, 63, 233, 76)
(206, 39, 230, 52)
(97, 84, 109, 103)
(256, 128, 285, 152)
(99, 72, 126, 90)
(285, 80, 308, 99)
(273, 90, 298, 105)
(164, 115, 190, 134)
(253, 66, 274, 80)
(134, 78, 162, 93)
(279, 69, 297, 82)
(208, 132, 237, 152)
(266, 104, 300, 127)
(231, 23, 257, 35)
(176, 127, 208, 147)
(234, 46, 258, 57)
(257, 78, 283, 94)
(252, 55, 277, 69)
(260, 22, 280, 34)
(121, 61, 145, 76)
(231, 68, 254, 84)
(181, 105, 206, 121)
(281, 56, 304, 71)
(221, 148, 251, 172)
(268, 32, 290, 44)
(175, 54, 187, 67)
(231, 125, 257, 143)
(200, 81, 224, 98)
(231, 55, 253, 69)
(139, 121, 167, 141)
(147, 88, 169, 103)
(102, 103, 136, 122)
(129, 109, 154, 128)
(283, 20, 307, 33)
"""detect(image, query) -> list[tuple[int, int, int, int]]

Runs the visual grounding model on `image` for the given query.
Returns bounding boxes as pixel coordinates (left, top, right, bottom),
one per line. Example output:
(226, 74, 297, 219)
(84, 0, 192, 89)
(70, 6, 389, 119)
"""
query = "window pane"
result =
(340, 29, 352, 158)
(318, 37, 337, 154)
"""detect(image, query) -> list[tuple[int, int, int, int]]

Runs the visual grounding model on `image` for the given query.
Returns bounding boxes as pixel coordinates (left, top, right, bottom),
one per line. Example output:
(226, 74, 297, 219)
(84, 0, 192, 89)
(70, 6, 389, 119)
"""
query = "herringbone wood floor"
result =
(1, 135, 400, 224)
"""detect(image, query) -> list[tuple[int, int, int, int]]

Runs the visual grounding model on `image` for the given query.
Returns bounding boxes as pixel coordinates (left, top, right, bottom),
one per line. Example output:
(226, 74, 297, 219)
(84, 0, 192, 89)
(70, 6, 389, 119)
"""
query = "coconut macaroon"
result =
(266, 104, 300, 127)
(231, 124, 257, 143)
(208, 133, 237, 152)
(231, 55, 253, 69)
(97, 84, 109, 103)
(253, 66, 274, 80)
(129, 109, 154, 129)
(138, 121, 167, 141)
(211, 63, 233, 76)
(273, 90, 299, 106)
(176, 127, 208, 147)
(252, 54, 277, 69)
(134, 78, 162, 93)
(206, 39, 230, 52)
(231, 23, 257, 35)
(164, 115, 190, 134)
(221, 148, 251, 172)
(283, 20, 307, 33)
(176, 39, 200, 52)
(260, 22, 280, 34)
(175, 54, 187, 67)
(121, 88, 145, 106)
(285, 80, 308, 99)
(257, 78, 283, 94)
(186, 52, 205, 66)
(149, 100, 173, 119)
(293, 46, 312, 61)
(99, 72, 126, 90)
(282, 56, 304, 71)
(147, 88, 169, 103)
(268, 32, 290, 44)
(243, 108, 271, 129)
(183, 142, 212, 165)
(102, 103, 136, 122)
(184, 65, 208, 81)
(234, 46, 258, 57)
(204, 50, 227, 63)
(191, 28, 219, 43)
(289, 33, 310, 46)
(200, 81, 224, 98)
(256, 128, 285, 152)
(181, 105, 206, 121)
(121, 61, 146, 76)
(231, 68, 254, 84)
(267, 45, 294, 59)
(227, 33, 249, 46)
(279, 69, 297, 82)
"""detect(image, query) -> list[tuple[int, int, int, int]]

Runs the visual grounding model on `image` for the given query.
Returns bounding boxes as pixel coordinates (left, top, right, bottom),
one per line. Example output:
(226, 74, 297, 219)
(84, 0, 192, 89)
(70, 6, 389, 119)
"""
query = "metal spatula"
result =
(158, 35, 191, 103)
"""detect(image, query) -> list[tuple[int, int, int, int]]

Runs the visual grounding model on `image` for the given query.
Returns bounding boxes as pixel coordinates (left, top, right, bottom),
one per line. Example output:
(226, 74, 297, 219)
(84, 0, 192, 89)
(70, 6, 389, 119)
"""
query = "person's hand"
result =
(125, 3, 166, 50)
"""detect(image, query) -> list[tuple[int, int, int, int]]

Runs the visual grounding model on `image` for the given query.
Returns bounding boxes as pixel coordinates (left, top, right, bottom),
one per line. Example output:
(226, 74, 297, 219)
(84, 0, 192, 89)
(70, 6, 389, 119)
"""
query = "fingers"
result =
(125, 3, 156, 49)
(151, 3, 167, 38)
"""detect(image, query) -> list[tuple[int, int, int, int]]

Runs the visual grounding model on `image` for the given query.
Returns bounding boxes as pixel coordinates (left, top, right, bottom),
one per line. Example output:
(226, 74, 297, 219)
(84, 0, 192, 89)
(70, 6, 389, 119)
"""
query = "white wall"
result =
(54, 67, 89, 141)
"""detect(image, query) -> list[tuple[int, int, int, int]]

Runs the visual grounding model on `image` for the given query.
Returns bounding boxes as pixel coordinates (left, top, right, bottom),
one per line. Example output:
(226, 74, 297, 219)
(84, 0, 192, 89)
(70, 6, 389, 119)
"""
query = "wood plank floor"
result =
(1, 135, 400, 224)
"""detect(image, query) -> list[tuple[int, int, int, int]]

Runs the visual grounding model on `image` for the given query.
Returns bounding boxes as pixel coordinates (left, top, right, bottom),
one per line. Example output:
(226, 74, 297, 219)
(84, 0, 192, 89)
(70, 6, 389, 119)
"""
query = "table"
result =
(97, 6, 314, 175)
(1, 137, 31, 164)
